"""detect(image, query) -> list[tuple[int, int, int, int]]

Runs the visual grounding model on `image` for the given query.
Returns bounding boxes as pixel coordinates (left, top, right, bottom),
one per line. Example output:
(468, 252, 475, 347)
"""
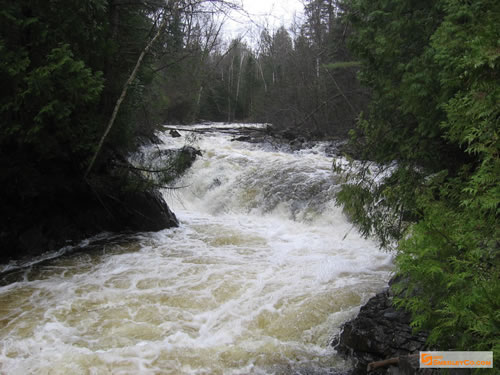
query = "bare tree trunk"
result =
(196, 85, 203, 116)
(85, 15, 168, 179)
(227, 54, 235, 122)
(235, 53, 245, 104)
(256, 60, 267, 92)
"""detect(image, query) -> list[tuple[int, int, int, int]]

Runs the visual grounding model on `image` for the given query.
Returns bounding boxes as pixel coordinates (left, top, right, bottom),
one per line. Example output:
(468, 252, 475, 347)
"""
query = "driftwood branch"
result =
(367, 354, 420, 372)
(367, 357, 399, 372)
(114, 162, 177, 174)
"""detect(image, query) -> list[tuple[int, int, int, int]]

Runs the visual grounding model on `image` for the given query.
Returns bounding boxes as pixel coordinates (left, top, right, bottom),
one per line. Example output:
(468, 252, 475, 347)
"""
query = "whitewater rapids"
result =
(0, 123, 392, 374)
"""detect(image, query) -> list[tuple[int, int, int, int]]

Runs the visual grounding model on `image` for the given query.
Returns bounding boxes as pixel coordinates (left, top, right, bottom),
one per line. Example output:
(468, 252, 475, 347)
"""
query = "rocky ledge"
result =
(333, 279, 472, 375)
(0, 145, 204, 266)
(333, 278, 431, 375)
(1, 181, 178, 266)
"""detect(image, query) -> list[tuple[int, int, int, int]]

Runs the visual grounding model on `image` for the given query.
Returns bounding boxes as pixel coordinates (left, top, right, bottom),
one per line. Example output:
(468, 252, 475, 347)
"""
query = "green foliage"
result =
(0, 1, 108, 164)
(335, 161, 420, 248)
(0, 0, 170, 169)
(395, 180, 500, 356)
(324, 61, 361, 70)
(21, 45, 104, 157)
(337, 0, 500, 358)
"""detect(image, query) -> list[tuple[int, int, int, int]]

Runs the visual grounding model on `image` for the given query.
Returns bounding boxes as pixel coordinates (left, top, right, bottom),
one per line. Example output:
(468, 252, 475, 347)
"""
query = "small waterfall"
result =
(0, 123, 393, 375)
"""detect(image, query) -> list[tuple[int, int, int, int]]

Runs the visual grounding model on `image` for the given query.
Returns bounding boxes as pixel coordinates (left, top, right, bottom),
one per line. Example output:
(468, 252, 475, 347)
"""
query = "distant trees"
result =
(156, 0, 370, 137)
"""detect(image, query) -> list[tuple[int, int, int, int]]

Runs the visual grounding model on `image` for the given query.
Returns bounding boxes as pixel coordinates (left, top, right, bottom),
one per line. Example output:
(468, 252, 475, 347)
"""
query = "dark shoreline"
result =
(0, 183, 178, 267)
(333, 277, 434, 375)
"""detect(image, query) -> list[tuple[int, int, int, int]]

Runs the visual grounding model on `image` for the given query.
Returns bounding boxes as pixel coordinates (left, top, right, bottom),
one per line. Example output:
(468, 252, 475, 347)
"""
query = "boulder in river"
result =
(334, 280, 432, 375)
(170, 129, 182, 138)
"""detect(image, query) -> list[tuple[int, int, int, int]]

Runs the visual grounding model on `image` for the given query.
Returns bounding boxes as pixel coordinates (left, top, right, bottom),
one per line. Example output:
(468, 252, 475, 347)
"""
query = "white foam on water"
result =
(0, 123, 393, 374)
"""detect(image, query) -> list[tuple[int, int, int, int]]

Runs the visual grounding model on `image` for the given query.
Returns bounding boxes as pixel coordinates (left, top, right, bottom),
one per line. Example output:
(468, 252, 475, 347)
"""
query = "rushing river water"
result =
(0, 124, 393, 374)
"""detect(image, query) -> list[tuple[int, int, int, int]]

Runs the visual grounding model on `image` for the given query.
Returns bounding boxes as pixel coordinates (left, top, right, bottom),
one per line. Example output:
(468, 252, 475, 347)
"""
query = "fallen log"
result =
(367, 354, 419, 372)
(367, 357, 400, 372)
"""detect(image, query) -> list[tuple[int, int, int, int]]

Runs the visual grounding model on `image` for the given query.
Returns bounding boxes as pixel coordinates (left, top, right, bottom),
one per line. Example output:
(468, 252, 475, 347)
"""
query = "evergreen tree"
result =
(336, 0, 500, 357)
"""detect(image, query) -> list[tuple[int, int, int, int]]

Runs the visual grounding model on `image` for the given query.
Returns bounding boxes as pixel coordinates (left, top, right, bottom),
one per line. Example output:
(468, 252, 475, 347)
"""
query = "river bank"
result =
(334, 278, 431, 375)
(0, 142, 208, 267)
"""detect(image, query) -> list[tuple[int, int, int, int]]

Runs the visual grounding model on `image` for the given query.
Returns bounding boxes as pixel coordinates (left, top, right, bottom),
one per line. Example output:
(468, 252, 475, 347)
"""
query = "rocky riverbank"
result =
(333, 279, 472, 375)
(0, 144, 202, 267)
(0, 177, 177, 267)
(164, 123, 352, 157)
(333, 278, 430, 374)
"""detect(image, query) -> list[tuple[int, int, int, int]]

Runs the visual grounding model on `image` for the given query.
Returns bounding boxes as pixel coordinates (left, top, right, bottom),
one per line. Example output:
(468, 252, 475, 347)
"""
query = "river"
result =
(0, 123, 393, 374)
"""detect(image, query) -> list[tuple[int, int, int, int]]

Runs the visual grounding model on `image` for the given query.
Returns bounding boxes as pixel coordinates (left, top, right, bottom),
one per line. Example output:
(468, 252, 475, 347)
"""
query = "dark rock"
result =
(153, 146, 202, 177)
(19, 226, 45, 253)
(209, 178, 222, 189)
(396, 355, 470, 375)
(281, 128, 298, 141)
(0, 166, 179, 265)
(1, 185, 178, 266)
(135, 133, 162, 146)
(232, 136, 252, 142)
(114, 189, 178, 231)
(335, 281, 432, 375)
(170, 129, 182, 138)
(178, 146, 202, 166)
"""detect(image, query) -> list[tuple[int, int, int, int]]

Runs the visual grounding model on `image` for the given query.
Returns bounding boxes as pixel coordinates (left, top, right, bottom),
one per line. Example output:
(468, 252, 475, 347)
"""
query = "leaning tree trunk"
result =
(84, 16, 168, 179)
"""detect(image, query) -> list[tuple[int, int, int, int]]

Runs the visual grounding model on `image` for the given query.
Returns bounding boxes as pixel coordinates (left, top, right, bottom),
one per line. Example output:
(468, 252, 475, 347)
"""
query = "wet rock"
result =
(0, 153, 181, 265)
(114, 189, 178, 231)
(153, 146, 202, 176)
(232, 135, 252, 142)
(170, 129, 182, 138)
(177, 146, 202, 171)
(281, 128, 298, 141)
(19, 226, 45, 253)
(180, 145, 202, 159)
(334, 280, 431, 375)
(209, 178, 222, 189)
(135, 133, 162, 146)
(1, 186, 178, 265)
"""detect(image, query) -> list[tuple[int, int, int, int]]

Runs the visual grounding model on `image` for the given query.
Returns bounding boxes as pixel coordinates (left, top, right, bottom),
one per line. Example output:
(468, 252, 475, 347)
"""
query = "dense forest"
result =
(1, 0, 498, 366)
(336, 0, 499, 361)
